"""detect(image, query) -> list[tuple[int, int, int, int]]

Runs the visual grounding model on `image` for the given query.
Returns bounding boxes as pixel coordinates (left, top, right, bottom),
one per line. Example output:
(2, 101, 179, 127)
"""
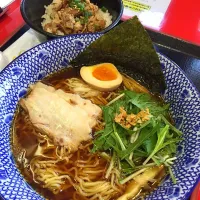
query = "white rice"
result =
(41, 5, 54, 28)
(96, 9, 112, 28)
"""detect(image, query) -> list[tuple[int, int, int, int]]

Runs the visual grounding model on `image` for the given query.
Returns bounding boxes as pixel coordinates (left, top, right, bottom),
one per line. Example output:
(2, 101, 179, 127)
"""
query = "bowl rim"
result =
(20, 0, 124, 37)
(157, 51, 200, 98)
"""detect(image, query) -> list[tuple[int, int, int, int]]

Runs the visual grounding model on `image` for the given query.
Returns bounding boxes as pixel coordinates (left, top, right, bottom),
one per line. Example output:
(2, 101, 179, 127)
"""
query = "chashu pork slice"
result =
(20, 82, 102, 152)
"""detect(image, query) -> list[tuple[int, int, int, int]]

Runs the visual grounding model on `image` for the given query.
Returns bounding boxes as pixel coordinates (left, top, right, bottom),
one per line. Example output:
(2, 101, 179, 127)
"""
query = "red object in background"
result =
(191, 181, 200, 200)
(0, 0, 25, 47)
(160, 0, 200, 45)
(122, 0, 200, 46)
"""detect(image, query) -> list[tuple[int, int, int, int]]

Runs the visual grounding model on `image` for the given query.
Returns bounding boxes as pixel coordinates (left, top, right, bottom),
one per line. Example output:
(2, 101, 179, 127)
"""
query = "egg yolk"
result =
(92, 65, 117, 81)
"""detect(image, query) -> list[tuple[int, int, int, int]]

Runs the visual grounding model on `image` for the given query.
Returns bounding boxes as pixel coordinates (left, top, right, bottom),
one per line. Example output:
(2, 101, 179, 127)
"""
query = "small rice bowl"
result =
(41, 1, 112, 35)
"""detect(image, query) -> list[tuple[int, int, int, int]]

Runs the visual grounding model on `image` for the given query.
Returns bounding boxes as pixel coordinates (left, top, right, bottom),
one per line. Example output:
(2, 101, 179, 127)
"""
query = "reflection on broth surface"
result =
(11, 66, 180, 200)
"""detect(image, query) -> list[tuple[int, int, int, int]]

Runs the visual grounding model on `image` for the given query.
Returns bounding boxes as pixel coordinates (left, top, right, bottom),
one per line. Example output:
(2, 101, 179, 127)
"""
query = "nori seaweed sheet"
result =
(71, 17, 166, 93)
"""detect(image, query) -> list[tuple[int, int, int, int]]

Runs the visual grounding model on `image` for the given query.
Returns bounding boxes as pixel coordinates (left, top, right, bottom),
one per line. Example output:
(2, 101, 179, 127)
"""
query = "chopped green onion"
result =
(77, 2, 85, 11)
(101, 6, 108, 12)
(84, 10, 92, 17)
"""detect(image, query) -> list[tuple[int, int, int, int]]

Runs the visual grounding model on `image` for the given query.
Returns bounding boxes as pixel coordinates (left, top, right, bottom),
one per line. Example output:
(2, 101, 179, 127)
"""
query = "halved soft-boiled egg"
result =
(80, 63, 123, 91)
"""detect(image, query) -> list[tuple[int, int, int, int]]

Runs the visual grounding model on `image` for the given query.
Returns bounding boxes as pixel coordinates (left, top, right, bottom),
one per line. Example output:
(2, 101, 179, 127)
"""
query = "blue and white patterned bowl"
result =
(0, 34, 199, 200)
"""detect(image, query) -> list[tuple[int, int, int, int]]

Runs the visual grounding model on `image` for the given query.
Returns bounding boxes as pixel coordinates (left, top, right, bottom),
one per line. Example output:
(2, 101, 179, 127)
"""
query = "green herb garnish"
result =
(101, 6, 107, 12)
(69, 0, 85, 11)
(92, 90, 182, 183)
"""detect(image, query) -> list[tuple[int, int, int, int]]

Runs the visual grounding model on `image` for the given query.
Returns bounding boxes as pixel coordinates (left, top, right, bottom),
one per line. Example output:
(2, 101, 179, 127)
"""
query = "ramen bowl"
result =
(0, 34, 199, 200)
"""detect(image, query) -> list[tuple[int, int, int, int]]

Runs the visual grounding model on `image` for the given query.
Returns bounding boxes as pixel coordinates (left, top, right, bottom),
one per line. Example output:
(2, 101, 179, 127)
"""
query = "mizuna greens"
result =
(92, 90, 182, 184)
